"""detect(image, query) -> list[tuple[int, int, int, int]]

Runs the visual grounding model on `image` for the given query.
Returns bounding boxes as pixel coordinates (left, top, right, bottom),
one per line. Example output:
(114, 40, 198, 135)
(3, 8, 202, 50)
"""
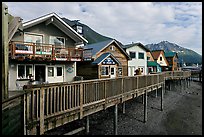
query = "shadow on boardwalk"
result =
(45, 81, 202, 135)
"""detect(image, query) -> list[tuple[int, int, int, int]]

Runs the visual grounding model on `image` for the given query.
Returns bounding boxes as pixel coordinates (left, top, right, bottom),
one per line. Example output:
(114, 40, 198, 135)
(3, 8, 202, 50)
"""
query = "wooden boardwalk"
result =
(2, 71, 192, 135)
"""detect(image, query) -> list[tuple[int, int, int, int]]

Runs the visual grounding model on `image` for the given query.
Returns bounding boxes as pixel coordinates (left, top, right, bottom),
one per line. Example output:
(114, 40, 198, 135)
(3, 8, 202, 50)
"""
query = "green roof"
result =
(147, 61, 160, 67)
(164, 52, 176, 57)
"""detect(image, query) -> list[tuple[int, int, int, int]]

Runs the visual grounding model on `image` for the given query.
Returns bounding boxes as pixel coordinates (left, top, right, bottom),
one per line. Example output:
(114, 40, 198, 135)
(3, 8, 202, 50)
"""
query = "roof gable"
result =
(123, 43, 150, 52)
(92, 53, 121, 65)
(84, 39, 131, 60)
(23, 12, 88, 44)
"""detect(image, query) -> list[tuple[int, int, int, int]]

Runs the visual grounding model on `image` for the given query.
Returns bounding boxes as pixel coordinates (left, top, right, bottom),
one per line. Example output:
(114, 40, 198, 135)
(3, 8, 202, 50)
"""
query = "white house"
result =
(123, 43, 150, 76)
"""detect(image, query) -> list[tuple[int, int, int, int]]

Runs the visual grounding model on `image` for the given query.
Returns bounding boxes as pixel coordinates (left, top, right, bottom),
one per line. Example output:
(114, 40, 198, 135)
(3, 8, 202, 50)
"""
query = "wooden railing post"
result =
(80, 83, 83, 119)
(39, 88, 45, 135)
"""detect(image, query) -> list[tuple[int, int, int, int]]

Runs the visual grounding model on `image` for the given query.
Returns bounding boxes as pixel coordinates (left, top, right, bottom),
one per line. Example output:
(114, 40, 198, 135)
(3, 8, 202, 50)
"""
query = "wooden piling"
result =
(86, 116, 89, 134)
(144, 90, 147, 123)
(122, 102, 125, 114)
(161, 84, 164, 111)
(114, 104, 118, 135)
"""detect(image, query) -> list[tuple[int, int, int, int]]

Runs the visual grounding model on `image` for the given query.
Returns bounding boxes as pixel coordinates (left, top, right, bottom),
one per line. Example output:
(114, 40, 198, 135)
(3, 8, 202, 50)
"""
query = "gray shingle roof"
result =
(84, 39, 113, 56)
(84, 39, 131, 60)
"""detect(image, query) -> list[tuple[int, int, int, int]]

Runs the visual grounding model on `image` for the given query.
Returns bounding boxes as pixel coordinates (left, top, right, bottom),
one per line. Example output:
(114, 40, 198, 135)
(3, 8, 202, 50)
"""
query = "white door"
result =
(110, 66, 116, 78)
(55, 66, 64, 82)
(46, 65, 64, 83)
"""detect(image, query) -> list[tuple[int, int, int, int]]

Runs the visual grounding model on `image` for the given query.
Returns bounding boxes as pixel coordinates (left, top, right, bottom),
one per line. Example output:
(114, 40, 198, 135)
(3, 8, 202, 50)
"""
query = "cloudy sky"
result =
(4, 2, 202, 55)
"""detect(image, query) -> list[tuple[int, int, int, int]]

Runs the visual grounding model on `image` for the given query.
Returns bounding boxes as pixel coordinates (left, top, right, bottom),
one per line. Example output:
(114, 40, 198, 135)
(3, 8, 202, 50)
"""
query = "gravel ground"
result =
(45, 80, 202, 135)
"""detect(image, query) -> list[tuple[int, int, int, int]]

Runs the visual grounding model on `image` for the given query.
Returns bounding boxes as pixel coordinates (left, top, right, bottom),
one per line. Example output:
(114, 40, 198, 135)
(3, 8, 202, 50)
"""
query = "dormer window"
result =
(76, 26, 83, 34)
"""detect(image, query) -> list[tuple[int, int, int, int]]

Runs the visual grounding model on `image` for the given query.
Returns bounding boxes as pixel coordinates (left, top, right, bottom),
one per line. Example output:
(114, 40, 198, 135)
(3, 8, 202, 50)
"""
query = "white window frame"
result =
(17, 64, 33, 79)
(129, 51, 136, 59)
(138, 52, 144, 59)
(49, 35, 65, 47)
(101, 66, 109, 76)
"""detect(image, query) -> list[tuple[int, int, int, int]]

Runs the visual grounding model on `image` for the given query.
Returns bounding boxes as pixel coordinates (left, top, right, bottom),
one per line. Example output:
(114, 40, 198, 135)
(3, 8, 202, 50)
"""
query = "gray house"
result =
(9, 12, 89, 90)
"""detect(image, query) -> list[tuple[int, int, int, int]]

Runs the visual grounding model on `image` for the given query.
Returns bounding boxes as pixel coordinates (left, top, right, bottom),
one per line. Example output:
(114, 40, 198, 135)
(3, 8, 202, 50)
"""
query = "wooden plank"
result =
(46, 89, 49, 115)
(31, 91, 34, 120)
(50, 88, 53, 114)
(39, 87, 45, 135)
(80, 83, 83, 119)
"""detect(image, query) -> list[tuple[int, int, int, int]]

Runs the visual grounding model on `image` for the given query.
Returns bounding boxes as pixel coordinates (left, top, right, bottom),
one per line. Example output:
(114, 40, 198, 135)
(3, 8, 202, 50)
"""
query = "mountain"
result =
(61, 18, 112, 44)
(145, 41, 202, 65)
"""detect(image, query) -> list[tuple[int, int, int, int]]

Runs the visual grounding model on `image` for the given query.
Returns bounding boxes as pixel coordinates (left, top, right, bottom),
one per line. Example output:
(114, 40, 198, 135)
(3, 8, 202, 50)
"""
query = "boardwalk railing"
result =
(2, 71, 191, 135)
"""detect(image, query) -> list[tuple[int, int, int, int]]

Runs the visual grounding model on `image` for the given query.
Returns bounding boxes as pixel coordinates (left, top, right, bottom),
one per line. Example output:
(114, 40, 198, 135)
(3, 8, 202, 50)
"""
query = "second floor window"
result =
(147, 56, 150, 61)
(129, 52, 136, 59)
(138, 52, 144, 59)
(50, 36, 65, 46)
(160, 56, 162, 61)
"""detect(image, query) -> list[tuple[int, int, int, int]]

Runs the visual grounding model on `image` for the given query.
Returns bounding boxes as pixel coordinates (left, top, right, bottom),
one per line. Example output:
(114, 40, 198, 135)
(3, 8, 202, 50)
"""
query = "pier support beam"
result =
(113, 104, 118, 135)
(86, 116, 89, 134)
(122, 102, 125, 114)
(161, 84, 164, 111)
(143, 90, 147, 123)
(155, 87, 158, 98)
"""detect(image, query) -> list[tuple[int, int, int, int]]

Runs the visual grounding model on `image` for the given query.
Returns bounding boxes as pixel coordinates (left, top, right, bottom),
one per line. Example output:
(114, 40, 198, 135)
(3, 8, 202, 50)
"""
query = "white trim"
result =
(23, 12, 88, 43)
(17, 64, 33, 79)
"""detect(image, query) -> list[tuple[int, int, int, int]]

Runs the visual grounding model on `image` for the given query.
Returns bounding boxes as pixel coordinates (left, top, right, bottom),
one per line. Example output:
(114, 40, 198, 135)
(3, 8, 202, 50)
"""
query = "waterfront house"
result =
(146, 51, 161, 73)
(164, 52, 179, 71)
(77, 39, 131, 79)
(151, 50, 169, 71)
(122, 42, 149, 75)
(8, 12, 89, 90)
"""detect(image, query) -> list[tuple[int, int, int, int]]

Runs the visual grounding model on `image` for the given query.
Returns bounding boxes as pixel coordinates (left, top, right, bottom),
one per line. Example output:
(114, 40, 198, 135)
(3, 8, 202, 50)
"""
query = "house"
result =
(122, 43, 149, 75)
(8, 12, 89, 90)
(146, 51, 161, 73)
(164, 52, 179, 71)
(151, 50, 169, 71)
(77, 39, 131, 79)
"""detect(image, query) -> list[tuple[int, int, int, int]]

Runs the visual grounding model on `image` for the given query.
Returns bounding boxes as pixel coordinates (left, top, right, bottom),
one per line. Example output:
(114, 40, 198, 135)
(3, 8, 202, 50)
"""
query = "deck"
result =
(9, 41, 92, 61)
(2, 71, 192, 135)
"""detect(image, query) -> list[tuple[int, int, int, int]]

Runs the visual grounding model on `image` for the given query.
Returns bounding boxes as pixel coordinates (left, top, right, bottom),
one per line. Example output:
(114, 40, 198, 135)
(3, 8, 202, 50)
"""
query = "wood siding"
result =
(96, 43, 128, 77)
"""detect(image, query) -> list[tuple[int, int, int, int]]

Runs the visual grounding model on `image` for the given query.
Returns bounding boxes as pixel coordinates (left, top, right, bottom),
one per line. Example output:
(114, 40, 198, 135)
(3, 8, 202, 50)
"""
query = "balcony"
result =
(9, 41, 92, 62)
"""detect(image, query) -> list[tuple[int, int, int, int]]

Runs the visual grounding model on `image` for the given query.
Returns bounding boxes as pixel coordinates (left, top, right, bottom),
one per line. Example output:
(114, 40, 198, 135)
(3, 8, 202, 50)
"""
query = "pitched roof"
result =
(92, 53, 121, 65)
(164, 52, 177, 58)
(23, 12, 88, 44)
(84, 39, 131, 60)
(147, 61, 160, 67)
(151, 50, 164, 60)
(123, 42, 150, 52)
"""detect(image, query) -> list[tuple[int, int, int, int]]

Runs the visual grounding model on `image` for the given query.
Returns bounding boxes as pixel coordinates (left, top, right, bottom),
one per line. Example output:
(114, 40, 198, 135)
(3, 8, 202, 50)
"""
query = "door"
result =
(46, 65, 64, 83)
(110, 66, 116, 78)
(34, 65, 46, 83)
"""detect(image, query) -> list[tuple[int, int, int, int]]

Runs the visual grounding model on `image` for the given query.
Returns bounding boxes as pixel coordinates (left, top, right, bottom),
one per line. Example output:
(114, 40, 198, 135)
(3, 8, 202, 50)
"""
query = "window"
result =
(110, 45, 115, 51)
(24, 33, 43, 51)
(118, 67, 123, 76)
(50, 36, 65, 46)
(57, 67, 62, 76)
(138, 52, 144, 59)
(147, 56, 150, 61)
(129, 52, 136, 59)
(160, 57, 162, 61)
(48, 67, 54, 77)
(76, 26, 83, 34)
(24, 33, 43, 44)
(17, 65, 33, 79)
(101, 66, 109, 76)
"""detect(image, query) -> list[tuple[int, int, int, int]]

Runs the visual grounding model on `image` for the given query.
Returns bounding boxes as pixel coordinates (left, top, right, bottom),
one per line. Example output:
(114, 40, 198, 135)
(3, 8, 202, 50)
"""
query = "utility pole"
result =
(2, 3, 9, 100)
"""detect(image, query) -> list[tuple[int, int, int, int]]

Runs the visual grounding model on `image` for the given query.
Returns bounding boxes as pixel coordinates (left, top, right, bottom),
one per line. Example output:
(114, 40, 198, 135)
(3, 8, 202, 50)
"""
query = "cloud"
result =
(4, 2, 202, 55)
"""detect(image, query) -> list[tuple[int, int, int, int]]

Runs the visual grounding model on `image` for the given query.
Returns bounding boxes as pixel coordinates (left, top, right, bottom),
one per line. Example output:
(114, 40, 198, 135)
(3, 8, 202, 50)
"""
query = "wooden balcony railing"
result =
(9, 41, 92, 61)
